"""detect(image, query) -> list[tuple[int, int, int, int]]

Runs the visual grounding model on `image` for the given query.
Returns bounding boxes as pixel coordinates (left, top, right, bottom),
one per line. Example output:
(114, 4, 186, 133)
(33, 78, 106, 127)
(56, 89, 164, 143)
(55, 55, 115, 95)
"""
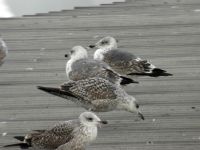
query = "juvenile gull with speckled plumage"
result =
(4, 112, 107, 150)
(0, 38, 8, 66)
(65, 45, 138, 86)
(37, 77, 144, 120)
(89, 36, 172, 77)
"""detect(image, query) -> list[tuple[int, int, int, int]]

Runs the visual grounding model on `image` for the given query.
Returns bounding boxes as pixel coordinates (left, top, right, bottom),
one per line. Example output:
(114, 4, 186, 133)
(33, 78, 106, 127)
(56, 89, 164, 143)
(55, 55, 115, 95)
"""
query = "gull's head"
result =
(0, 38, 7, 52)
(123, 96, 145, 120)
(89, 36, 118, 50)
(65, 46, 88, 60)
(79, 112, 108, 127)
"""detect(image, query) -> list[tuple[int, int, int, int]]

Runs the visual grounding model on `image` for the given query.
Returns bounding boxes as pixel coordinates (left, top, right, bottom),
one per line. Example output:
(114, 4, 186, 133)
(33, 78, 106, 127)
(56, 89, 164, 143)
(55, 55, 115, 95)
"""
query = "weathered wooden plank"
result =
(1, 0, 200, 149)
(1, 13, 200, 30)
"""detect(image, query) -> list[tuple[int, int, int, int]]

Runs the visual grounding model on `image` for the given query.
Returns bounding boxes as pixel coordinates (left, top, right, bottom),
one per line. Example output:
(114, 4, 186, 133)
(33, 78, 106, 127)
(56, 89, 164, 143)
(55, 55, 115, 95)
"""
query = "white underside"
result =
(93, 48, 106, 60)
(86, 126, 97, 142)
(66, 60, 73, 79)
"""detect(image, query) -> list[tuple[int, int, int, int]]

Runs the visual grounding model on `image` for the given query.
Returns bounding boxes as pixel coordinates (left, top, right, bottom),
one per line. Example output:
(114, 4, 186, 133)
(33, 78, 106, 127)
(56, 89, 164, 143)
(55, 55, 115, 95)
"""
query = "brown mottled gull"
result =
(0, 38, 8, 66)
(37, 77, 144, 120)
(89, 36, 172, 77)
(4, 112, 107, 150)
(65, 45, 138, 86)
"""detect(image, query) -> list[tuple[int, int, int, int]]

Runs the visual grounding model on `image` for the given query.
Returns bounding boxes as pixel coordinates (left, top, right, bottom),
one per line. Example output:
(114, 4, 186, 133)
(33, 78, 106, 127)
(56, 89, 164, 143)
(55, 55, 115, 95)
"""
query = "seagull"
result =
(37, 77, 144, 120)
(65, 45, 138, 86)
(89, 36, 172, 77)
(0, 38, 8, 66)
(4, 112, 107, 150)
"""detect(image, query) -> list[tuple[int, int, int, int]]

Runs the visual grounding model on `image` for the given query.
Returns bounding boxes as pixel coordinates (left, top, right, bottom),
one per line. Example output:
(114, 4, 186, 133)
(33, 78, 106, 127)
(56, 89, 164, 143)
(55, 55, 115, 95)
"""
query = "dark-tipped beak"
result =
(97, 120, 108, 128)
(136, 103, 139, 109)
(100, 120, 108, 124)
(138, 112, 145, 120)
(89, 44, 96, 48)
(64, 54, 68, 58)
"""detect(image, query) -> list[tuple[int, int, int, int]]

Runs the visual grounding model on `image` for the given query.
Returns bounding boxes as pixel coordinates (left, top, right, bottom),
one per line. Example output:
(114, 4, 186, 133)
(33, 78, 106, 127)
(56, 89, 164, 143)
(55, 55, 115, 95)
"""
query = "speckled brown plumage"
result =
(69, 59, 121, 84)
(103, 50, 151, 74)
(37, 77, 143, 117)
(61, 77, 119, 111)
(4, 112, 106, 150)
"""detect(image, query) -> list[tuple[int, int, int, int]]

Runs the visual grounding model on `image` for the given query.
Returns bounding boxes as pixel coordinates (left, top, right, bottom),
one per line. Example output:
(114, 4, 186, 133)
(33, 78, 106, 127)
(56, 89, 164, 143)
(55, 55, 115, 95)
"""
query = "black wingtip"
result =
(37, 85, 78, 99)
(37, 85, 45, 90)
(127, 68, 172, 77)
(33, 129, 46, 133)
(14, 136, 25, 142)
(37, 86, 63, 96)
(37, 86, 60, 93)
(4, 143, 29, 149)
(149, 68, 173, 77)
(120, 76, 139, 85)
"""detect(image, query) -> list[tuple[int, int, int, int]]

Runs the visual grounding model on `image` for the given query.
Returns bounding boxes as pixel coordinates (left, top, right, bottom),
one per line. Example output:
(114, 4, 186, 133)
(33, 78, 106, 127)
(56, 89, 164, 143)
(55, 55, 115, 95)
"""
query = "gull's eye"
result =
(87, 117, 93, 121)
(101, 40, 108, 45)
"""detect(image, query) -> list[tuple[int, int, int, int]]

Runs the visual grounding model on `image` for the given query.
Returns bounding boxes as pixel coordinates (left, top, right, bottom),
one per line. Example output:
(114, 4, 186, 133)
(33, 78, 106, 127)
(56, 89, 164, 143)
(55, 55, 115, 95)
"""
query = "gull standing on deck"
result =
(65, 45, 138, 86)
(89, 36, 172, 77)
(0, 38, 8, 66)
(37, 77, 144, 120)
(4, 112, 107, 150)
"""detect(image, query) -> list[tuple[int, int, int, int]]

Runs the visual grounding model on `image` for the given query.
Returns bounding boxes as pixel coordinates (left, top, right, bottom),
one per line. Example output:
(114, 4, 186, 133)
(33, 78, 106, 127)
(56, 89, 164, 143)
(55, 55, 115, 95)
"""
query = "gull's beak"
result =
(88, 44, 96, 48)
(134, 101, 140, 109)
(100, 120, 108, 124)
(64, 54, 69, 58)
(97, 120, 108, 127)
(136, 103, 139, 109)
(138, 111, 145, 120)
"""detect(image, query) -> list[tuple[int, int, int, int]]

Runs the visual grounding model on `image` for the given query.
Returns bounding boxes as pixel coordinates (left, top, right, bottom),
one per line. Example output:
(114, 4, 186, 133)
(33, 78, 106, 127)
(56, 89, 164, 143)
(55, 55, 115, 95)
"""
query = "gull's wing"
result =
(61, 77, 117, 102)
(38, 78, 119, 111)
(103, 49, 149, 74)
(70, 59, 136, 85)
(69, 59, 105, 80)
(31, 120, 80, 149)
(103, 49, 172, 77)
(4, 120, 80, 149)
(70, 59, 120, 83)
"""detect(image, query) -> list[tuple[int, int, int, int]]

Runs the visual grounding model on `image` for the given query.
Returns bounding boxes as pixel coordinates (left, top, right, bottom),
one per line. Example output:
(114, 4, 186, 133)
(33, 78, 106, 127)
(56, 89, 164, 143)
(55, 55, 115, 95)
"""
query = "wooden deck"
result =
(0, 0, 200, 149)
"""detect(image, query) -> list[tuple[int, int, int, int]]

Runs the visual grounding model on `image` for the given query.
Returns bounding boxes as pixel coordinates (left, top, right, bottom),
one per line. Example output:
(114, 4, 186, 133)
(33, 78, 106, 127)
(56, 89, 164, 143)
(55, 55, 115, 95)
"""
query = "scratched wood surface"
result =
(0, 0, 200, 149)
